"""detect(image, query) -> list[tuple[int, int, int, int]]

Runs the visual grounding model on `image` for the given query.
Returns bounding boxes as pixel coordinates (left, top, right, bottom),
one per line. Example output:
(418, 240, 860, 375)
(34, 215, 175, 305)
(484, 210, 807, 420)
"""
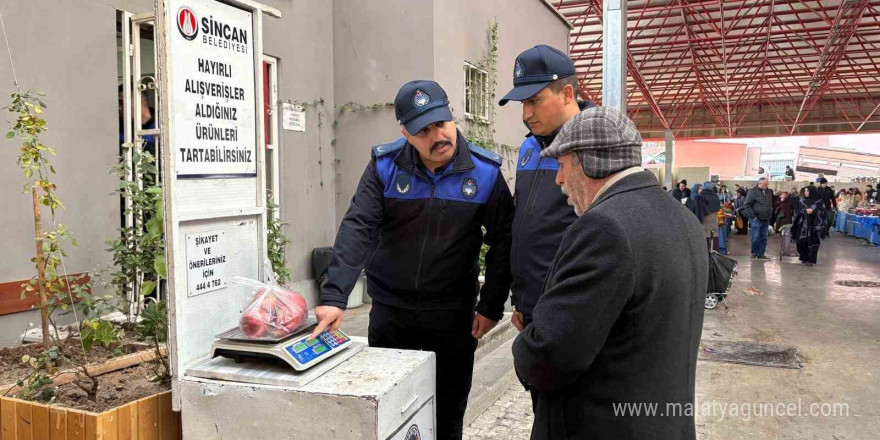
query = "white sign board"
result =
(186, 231, 229, 297)
(281, 103, 306, 132)
(169, 0, 256, 177)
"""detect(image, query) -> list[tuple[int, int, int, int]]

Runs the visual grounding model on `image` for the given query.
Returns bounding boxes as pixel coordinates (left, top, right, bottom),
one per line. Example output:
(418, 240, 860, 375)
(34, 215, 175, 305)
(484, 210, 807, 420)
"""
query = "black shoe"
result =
(805, 262, 814, 267)
(752, 254, 758, 260)
(757, 255, 770, 260)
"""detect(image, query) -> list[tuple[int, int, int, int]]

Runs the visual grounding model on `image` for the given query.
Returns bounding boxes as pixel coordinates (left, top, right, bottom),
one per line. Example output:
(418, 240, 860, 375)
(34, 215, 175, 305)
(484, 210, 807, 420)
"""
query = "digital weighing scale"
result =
(211, 314, 353, 371)
(187, 313, 367, 388)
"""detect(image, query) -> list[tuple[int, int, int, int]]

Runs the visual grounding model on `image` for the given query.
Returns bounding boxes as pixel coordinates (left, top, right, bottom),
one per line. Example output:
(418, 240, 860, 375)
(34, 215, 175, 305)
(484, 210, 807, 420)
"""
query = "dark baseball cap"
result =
(394, 80, 454, 135)
(499, 45, 577, 106)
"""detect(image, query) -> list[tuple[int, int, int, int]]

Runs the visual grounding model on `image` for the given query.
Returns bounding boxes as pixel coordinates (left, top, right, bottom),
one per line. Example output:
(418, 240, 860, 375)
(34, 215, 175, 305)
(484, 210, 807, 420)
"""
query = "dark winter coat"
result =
(689, 184, 706, 221)
(693, 185, 721, 221)
(791, 195, 827, 243)
(774, 197, 794, 226)
(513, 171, 708, 440)
(817, 186, 838, 211)
(671, 186, 691, 202)
(743, 185, 774, 221)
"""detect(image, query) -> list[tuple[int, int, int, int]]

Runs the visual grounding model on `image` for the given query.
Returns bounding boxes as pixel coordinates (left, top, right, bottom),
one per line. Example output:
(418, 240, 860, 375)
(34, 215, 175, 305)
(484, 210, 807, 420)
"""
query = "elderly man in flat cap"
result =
(512, 107, 708, 440)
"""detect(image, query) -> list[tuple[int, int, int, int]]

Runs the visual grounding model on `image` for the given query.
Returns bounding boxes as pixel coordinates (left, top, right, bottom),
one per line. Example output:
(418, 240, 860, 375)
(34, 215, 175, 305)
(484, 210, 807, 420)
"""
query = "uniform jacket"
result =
(510, 101, 594, 318)
(320, 131, 514, 320)
(512, 171, 708, 440)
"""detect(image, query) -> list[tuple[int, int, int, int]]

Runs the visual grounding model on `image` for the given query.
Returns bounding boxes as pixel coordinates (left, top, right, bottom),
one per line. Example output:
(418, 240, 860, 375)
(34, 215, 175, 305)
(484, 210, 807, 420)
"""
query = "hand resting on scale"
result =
(310, 305, 345, 341)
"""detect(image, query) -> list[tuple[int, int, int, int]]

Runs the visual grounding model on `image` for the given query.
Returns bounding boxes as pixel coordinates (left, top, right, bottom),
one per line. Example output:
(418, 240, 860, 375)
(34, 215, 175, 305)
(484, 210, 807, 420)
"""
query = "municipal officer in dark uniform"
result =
(498, 45, 596, 411)
(311, 80, 514, 440)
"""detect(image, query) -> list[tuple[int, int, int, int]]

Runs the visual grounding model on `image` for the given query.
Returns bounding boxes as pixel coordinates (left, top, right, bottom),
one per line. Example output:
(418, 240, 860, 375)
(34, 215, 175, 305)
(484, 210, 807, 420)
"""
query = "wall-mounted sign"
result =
(281, 102, 306, 132)
(169, 0, 256, 177)
(186, 231, 228, 297)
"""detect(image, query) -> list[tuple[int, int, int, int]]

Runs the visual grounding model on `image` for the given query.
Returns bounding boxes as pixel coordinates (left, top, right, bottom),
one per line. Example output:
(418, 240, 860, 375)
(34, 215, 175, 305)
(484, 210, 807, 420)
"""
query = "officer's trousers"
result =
(368, 301, 478, 440)
(522, 313, 540, 413)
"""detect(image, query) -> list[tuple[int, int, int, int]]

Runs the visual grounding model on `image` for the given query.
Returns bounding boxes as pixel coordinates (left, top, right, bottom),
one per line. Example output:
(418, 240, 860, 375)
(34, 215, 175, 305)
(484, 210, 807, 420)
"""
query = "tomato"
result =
(240, 287, 308, 339)
(239, 313, 267, 337)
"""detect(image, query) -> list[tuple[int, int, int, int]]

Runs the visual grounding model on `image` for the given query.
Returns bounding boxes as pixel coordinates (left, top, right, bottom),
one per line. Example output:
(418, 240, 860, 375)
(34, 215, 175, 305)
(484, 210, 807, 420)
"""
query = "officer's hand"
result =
(309, 305, 345, 340)
(511, 311, 525, 332)
(472, 313, 497, 340)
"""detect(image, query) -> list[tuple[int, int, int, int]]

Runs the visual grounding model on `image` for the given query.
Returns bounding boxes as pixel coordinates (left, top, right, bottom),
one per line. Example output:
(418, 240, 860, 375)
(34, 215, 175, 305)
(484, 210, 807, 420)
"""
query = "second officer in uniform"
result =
(310, 80, 514, 440)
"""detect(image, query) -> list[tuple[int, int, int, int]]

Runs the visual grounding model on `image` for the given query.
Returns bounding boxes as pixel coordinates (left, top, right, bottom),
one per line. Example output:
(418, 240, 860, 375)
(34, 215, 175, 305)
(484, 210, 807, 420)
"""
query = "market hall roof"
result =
(554, 0, 880, 139)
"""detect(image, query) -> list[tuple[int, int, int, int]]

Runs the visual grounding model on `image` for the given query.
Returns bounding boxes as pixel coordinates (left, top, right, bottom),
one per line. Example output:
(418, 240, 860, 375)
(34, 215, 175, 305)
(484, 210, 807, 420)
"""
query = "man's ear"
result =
(565, 84, 576, 104)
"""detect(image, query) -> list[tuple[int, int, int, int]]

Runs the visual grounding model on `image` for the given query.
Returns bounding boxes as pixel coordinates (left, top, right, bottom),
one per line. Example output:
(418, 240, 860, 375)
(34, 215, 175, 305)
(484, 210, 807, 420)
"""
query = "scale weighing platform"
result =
(187, 314, 366, 387)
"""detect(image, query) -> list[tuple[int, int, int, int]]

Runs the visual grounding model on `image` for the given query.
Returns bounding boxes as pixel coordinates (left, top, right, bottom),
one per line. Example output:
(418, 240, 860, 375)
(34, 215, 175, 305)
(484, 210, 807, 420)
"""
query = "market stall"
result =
(834, 209, 879, 245)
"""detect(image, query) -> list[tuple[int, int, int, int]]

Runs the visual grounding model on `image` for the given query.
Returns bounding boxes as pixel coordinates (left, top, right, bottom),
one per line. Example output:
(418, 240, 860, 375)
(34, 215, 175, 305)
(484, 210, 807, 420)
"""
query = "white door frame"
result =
(263, 55, 281, 215)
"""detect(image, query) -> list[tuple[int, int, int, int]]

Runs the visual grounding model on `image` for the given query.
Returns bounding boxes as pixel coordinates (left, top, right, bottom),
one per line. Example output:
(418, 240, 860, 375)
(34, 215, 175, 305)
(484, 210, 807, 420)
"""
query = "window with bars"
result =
(464, 62, 489, 122)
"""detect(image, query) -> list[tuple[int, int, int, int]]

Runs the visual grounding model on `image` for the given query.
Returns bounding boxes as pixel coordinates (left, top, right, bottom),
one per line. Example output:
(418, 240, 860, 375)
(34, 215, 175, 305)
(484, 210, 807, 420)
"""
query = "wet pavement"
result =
(465, 231, 880, 439)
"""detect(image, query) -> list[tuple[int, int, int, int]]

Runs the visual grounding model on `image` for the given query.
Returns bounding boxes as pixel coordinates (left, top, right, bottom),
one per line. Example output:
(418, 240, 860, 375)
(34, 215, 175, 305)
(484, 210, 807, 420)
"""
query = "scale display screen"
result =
(284, 330, 350, 365)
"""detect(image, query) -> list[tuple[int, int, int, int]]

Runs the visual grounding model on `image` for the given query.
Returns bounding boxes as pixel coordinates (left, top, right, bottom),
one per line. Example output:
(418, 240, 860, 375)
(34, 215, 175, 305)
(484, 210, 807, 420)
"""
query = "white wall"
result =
(434, 0, 571, 152)
(331, 0, 435, 225)
(261, 0, 338, 303)
(0, 0, 121, 346)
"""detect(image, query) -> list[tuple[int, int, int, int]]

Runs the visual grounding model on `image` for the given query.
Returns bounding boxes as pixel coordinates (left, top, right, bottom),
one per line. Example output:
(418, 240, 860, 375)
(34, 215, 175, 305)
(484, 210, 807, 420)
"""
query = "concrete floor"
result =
(697, 231, 879, 439)
(464, 230, 879, 440)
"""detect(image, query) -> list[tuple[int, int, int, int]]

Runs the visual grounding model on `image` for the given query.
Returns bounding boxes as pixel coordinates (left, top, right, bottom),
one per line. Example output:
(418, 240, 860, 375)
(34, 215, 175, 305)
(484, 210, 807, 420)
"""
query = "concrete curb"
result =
(465, 338, 520, 427)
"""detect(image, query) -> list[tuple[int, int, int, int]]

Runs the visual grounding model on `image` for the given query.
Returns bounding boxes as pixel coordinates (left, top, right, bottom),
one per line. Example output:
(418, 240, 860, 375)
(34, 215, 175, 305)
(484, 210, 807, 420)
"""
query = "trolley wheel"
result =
(705, 293, 719, 309)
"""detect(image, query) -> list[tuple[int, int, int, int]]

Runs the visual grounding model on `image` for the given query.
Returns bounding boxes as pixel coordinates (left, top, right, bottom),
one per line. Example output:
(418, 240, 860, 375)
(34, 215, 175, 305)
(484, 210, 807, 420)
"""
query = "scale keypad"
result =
(320, 330, 350, 348)
(284, 330, 350, 365)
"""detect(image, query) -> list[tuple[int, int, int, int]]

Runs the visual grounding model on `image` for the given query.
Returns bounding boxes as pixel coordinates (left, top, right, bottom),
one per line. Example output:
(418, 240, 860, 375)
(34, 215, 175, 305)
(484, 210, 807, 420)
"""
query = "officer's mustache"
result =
(431, 140, 453, 153)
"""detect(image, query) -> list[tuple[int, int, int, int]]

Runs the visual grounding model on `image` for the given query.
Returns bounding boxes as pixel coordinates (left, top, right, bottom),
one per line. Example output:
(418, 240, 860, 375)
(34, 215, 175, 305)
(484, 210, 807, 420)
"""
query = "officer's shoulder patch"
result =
(521, 135, 540, 150)
(468, 143, 502, 166)
(372, 138, 406, 158)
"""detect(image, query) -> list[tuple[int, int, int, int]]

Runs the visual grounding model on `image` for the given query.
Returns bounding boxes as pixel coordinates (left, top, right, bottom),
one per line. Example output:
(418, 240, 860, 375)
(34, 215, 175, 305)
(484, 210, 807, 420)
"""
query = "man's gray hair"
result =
(758, 177, 768, 184)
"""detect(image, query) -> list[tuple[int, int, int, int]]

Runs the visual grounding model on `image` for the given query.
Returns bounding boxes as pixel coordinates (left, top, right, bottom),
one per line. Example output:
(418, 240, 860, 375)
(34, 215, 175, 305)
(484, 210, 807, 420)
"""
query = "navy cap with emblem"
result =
(499, 45, 577, 106)
(395, 80, 454, 135)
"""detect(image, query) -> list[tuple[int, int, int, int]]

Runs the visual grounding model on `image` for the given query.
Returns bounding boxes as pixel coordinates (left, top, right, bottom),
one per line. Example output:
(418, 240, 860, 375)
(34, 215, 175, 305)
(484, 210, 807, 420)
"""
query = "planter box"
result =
(1, 347, 167, 396)
(0, 391, 179, 440)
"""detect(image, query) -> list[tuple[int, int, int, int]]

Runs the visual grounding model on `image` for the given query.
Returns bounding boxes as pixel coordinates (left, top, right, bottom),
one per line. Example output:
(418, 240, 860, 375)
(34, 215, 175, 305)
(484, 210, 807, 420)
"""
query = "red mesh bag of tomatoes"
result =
(231, 276, 308, 339)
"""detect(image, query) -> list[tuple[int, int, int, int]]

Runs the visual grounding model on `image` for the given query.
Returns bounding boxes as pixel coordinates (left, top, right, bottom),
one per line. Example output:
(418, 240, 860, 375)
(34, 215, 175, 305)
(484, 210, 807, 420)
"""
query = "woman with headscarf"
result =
(693, 182, 721, 250)
(718, 185, 732, 204)
(734, 184, 750, 235)
(853, 188, 863, 207)
(791, 186, 827, 267)
(774, 190, 794, 232)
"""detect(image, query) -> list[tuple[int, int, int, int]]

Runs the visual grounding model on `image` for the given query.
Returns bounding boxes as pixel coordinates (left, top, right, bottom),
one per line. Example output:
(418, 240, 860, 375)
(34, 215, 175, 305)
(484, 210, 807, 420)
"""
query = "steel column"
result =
(602, 0, 627, 111)
(664, 128, 675, 190)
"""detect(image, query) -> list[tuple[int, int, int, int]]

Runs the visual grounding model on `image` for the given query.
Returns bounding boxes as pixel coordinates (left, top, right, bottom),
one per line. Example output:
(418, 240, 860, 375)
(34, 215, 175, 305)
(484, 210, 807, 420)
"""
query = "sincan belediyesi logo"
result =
(177, 6, 199, 40)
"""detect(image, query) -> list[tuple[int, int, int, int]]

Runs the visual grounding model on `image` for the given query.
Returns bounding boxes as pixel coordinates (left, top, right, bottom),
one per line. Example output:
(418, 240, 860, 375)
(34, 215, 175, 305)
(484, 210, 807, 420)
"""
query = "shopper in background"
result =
(791, 186, 827, 267)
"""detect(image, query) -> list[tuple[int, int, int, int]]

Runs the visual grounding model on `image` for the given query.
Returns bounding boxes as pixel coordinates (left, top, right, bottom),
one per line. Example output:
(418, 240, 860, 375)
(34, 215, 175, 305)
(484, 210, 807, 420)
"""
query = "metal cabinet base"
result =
(180, 347, 436, 439)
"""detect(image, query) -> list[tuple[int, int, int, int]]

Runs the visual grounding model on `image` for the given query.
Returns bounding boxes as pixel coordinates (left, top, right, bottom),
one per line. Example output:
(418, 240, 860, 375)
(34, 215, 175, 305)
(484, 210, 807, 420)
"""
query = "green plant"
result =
(465, 21, 517, 163)
(13, 347, 60, 402)
(138, 300, 170, 382)
(104, 144, 166, 323)
(80, 319, 124, 352)
(478, 243, 489, 276)
(267, 195, 292, 285)
(7, 89, 90, 348)
(335, 101, 394, 113)
(138, 299, 168, 343)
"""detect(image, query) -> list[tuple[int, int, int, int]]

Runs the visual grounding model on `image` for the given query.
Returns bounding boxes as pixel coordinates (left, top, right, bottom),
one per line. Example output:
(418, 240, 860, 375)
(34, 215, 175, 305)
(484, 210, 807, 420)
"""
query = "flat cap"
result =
(541, 107, 643, 179)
